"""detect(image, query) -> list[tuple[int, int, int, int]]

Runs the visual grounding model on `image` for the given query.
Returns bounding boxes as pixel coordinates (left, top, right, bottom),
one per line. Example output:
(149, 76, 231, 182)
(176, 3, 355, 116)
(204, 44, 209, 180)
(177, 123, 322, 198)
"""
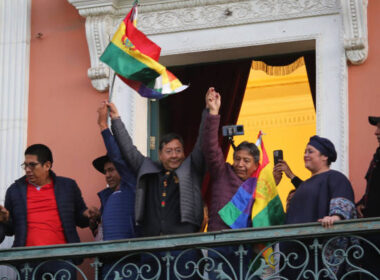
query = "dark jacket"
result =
(3, 171, 88, 247)
(111, 110, 207, 228)
(358, 147, 380, 217)
(97, 128, 137, 240)
(202, 112, 243, 231)
(0, 223, 4, 244)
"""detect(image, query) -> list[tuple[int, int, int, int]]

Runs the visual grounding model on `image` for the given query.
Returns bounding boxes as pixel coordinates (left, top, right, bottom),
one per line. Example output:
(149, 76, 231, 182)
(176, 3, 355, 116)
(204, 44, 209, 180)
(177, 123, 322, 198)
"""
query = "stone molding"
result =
(84, 14, 113, 92)
(341, 0, 368, 65)
(68, 0, 368, 92)
(136, 0, 337, 35)
(67, 0, 368, 174)
(242, 111, 316, 130)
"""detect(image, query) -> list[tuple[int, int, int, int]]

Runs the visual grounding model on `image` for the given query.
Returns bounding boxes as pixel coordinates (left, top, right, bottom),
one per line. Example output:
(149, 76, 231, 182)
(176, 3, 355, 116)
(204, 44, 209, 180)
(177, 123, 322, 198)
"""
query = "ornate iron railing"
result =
(0, 218, 379, 279)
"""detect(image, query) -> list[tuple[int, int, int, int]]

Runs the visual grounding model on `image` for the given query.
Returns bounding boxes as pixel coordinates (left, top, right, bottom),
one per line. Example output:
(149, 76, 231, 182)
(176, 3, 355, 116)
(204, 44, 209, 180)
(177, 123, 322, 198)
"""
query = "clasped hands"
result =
(97, 100, 120, 131)
(0, 205, 9, 223)
(83, 206, 101, 226)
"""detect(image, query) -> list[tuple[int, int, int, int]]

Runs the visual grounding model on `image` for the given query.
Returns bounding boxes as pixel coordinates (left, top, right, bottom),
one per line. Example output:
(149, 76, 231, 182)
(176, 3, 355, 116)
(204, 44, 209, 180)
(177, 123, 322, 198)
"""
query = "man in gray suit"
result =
(99, 100, 207, 279)
(103, 101, 206, 237)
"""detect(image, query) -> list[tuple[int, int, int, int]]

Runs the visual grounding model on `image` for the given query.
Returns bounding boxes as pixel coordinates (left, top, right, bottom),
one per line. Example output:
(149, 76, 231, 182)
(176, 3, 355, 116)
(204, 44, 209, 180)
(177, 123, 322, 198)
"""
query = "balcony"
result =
(0, 218, 379, 279)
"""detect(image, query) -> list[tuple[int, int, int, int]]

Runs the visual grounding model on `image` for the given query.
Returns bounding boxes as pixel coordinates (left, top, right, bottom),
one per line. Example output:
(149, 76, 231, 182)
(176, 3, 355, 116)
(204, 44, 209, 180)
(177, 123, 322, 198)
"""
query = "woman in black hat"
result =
(280, 135, 356, 280)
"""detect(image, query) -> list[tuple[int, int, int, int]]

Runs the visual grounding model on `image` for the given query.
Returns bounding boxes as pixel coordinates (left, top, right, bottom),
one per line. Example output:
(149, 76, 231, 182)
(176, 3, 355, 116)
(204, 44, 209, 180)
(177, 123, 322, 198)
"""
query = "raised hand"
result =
(106, 102, 120, 120)
(273, 160, 296, 180)
(97, 100, 108, 131)
(273, 168, 283, 185)
(205, 87, 221, 115)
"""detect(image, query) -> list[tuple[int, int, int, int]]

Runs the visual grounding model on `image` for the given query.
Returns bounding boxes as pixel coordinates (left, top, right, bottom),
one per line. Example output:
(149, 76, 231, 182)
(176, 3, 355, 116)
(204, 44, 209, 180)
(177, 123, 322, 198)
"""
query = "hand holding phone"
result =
(273, 150, 283, 165)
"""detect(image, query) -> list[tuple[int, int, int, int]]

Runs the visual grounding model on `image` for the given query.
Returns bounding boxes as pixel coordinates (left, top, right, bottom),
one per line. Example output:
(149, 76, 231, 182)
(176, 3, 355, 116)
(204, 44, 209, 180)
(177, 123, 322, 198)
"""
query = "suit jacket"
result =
(111, 110, 207, 228)
(2, 171, 88, 247)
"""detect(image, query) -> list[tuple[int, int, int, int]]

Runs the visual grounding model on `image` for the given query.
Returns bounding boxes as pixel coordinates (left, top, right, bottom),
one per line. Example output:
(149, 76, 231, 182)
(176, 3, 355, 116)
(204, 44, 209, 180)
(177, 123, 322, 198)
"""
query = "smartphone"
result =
(273, 150, 283, 165)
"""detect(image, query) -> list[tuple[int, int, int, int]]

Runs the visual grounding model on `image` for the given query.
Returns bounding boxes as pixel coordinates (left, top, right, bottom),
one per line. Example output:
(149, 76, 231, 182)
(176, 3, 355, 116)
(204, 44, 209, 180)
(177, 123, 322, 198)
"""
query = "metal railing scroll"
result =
(0, 218, 379, 279)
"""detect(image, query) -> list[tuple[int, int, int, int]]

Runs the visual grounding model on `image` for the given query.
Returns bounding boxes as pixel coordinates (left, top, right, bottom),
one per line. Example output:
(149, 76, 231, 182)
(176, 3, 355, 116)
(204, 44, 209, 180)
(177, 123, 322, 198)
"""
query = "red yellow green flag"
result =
(100, 2, 188, 98)
(100, 2, 165, 84)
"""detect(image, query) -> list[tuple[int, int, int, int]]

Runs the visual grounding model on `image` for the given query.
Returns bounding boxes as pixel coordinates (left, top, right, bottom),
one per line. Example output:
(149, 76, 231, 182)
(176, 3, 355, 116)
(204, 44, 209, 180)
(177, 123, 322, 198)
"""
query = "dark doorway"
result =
(151, 50, 315, 159)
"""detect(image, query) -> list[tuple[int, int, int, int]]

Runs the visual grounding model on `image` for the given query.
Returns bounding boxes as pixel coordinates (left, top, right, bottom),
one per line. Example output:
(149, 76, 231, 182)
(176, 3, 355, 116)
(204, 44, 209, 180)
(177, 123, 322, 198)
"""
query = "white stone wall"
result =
(0, 0, 30, 202)
(111, 75, 148, 155)
(0, 0, 30, 276)
(69, 0, 370, 176)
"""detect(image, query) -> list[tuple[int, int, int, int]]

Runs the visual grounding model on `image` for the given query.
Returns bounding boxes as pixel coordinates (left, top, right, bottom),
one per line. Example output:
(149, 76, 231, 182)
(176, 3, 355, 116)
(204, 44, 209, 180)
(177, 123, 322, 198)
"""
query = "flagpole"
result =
(107, 70, 116, 125)
(108, 70, 116, 103)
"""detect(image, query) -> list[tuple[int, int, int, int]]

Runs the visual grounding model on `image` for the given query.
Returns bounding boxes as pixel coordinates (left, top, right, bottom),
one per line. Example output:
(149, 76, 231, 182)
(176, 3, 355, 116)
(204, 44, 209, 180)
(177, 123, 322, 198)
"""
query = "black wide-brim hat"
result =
(369, 116, 380, 126)
(92, 155, 110, 174)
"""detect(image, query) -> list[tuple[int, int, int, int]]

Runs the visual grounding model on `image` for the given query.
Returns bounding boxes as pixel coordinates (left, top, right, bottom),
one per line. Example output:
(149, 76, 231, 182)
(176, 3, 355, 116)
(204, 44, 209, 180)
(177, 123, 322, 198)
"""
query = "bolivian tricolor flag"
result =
(100, 1, 188, 98)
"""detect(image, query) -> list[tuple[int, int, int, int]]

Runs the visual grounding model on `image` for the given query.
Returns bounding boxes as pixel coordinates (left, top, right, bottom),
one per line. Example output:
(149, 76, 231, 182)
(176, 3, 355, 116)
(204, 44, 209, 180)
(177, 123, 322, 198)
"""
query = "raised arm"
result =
(190, 107, 208, 175)
(273, 160, 303, 188)
(106, 101, 145, 174)
(97, 102, 137, 187)
(201, 88, 227, 177)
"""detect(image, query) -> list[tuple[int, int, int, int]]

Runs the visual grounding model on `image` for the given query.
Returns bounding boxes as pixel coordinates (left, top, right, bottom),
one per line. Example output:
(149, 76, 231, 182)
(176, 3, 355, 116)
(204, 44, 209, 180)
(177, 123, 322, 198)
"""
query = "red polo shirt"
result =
(26, 181, 66, 246)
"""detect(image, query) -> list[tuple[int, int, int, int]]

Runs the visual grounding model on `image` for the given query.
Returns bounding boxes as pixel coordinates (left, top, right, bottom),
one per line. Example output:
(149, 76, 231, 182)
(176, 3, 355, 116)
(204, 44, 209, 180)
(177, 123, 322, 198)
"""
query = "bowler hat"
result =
(369, 116, 380, 126)
(92, 155, 110, 174)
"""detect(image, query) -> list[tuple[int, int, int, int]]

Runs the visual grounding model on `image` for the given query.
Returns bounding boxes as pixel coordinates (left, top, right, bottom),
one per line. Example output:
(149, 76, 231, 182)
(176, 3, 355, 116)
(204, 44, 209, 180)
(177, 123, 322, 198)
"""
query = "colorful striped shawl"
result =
(219, 132, 284, 229)
(218, 132, 285, 264)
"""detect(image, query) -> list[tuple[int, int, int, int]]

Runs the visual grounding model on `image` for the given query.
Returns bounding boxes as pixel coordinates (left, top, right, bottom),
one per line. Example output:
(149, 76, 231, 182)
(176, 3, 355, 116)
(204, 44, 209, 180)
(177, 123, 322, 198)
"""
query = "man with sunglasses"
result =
(0, 144, 99, 279)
